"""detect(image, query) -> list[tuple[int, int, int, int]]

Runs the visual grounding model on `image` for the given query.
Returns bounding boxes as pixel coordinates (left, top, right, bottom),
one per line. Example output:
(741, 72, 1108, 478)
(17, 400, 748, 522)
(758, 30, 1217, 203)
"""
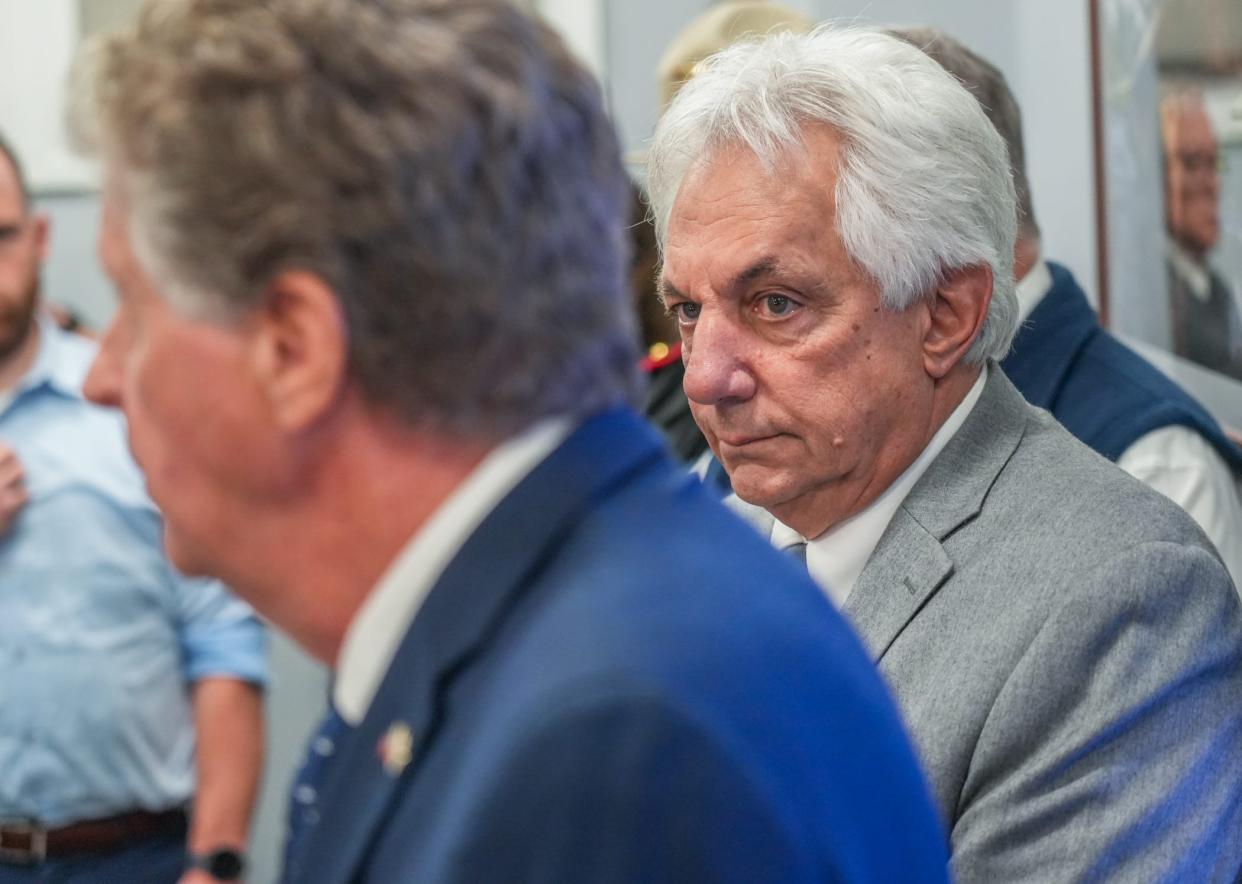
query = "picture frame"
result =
(1090, 0, 1242, 424)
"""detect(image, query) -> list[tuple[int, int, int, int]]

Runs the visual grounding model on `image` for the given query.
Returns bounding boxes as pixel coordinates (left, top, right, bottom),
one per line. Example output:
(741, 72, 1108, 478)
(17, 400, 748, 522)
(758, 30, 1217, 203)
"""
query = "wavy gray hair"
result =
(73, 0, 641, 436)
(647, 26, 1018, 364)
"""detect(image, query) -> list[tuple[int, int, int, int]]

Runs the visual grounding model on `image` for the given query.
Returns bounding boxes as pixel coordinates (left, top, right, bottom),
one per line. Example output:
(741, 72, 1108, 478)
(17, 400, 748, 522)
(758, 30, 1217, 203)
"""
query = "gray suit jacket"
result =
(730, 368, 1242, 882)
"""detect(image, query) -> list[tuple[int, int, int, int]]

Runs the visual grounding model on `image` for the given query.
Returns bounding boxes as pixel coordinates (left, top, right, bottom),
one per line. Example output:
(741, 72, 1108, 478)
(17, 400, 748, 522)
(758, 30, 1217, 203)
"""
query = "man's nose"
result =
(83, 321, 124, 409)
(681, 315, 756, 406)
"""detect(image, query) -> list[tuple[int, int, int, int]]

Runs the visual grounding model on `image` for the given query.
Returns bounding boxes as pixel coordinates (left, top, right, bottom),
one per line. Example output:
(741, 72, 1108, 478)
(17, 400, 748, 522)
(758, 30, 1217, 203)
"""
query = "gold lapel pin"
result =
(378, 722, 415, 776)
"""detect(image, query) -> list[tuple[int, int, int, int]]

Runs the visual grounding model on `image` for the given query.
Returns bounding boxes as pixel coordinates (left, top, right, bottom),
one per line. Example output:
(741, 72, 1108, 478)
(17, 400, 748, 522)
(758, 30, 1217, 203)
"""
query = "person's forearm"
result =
(188, 677, 265, 853)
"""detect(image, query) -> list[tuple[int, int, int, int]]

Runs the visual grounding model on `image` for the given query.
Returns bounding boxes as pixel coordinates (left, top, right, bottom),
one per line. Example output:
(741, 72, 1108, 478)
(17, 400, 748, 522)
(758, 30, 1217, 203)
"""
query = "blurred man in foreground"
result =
(0, 133, 265, 883)
(74, 1, 950, 881)
(649, 26, 1242, 882)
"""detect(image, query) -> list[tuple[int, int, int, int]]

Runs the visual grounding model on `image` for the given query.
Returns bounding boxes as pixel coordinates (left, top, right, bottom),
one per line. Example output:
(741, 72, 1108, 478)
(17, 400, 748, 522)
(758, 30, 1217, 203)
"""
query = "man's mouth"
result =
(717, 432, 783, 449)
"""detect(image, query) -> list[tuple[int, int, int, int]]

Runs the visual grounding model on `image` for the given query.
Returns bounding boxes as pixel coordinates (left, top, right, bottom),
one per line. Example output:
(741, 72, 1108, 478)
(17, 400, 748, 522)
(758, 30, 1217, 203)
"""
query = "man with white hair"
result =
(650, 26, 1242, 881)
(72, 1, 951, 881)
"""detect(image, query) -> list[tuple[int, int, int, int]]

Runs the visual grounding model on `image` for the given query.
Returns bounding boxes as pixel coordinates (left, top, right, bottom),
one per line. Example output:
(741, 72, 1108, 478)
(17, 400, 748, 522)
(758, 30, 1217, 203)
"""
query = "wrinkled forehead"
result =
(698, 121, 846, 188)
(674, 128, 842, 220)
(661, 135, 864, 300)
(666, 131, 842, 240)
(657, 119, 847, 238)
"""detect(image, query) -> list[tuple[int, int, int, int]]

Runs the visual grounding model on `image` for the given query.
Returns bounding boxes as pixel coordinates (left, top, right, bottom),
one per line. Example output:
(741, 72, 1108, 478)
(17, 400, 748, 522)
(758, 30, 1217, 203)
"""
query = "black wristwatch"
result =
(186, 847, 247, 881)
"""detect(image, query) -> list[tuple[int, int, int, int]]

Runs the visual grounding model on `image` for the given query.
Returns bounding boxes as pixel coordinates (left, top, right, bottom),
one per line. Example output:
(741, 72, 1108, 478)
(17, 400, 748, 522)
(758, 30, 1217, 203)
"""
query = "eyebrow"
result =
(734, 257, 782, 288)
(659, 255, 787, 305)
(656, 275, 682, 306)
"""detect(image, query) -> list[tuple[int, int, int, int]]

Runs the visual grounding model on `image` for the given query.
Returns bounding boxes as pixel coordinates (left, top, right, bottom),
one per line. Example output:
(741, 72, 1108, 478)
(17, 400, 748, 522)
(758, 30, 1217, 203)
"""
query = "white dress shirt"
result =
(770, 368, 989, 606)
(1017, 260, 1242, 587)
(333, 419, 572, 725)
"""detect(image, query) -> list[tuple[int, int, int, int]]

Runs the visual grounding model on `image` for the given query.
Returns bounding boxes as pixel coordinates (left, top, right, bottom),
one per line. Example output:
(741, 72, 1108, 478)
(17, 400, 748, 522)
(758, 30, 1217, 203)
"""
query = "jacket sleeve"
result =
(950, 540, 1242, 883)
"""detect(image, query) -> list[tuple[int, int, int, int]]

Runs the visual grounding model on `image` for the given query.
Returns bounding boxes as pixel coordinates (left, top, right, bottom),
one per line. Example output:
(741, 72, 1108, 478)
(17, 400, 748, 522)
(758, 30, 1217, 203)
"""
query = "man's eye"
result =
(761, 294, 797, 317)
(671, 302, 701, 322)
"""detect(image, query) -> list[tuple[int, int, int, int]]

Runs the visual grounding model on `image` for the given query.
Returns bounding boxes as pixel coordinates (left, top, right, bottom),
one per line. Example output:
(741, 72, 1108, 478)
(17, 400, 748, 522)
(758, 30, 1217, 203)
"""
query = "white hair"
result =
(646, 25, 1018, 364)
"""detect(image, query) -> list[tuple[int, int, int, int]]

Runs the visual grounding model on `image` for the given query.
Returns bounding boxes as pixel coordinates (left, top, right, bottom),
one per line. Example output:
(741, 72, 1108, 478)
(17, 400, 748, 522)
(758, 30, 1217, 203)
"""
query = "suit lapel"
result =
(844, 510, 953, 660)
(298, 409, 666, 884)
(845, 368, 1029, 662)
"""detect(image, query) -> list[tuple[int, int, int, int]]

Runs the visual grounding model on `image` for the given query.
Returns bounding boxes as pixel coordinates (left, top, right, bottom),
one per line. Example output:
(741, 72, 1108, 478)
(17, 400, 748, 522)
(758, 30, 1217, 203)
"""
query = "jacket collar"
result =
(298, 408, 666, 884)
(844, 368, 1028, 660)
(725, 369, 1029, 661)
(4, 317, 87, 410)
(1002, 262, 1098, 410)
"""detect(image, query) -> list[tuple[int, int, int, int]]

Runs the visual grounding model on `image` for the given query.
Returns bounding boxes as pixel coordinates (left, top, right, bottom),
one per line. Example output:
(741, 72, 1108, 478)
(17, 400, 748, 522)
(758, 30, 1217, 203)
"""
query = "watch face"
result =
(206, 849, 245, 880)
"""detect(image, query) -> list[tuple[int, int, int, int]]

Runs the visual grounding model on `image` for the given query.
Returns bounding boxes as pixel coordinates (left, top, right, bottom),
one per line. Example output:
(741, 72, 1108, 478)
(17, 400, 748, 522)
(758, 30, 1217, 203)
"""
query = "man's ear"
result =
(922, 264, 992, 379)
(31, 214, 50, 262)
(251, 271, 349, 432)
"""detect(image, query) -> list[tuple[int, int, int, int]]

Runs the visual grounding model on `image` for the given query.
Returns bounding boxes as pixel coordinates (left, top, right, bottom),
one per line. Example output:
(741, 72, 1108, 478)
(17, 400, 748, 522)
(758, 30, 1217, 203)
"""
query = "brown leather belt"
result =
(0, 809, 186, 864)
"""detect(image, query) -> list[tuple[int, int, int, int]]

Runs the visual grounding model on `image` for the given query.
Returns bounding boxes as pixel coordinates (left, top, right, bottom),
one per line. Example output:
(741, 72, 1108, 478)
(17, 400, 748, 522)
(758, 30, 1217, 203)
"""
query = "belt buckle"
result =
(0, 818, 47, 865)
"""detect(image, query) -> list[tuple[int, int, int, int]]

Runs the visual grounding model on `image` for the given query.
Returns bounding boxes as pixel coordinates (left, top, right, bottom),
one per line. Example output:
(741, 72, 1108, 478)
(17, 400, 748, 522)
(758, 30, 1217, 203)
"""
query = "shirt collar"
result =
(333, 417, 573, 725)
(1166, 237, 1212, 303)
(15, 317, 87, 400)
(1014, 258, 1053, 325)
(771, 365, 989, 606)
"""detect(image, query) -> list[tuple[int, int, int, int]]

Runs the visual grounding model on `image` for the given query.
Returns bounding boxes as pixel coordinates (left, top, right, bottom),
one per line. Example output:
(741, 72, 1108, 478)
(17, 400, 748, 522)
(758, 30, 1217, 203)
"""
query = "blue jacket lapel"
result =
(298, 409, 666, 884)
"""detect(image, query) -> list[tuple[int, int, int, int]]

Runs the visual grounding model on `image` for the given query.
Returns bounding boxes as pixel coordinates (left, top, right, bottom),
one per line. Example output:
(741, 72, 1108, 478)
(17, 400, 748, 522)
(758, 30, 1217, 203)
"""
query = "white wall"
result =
(535, 0, 607, 78)
(1011, 0, 1099, 306)
(0, 0, 96, 190)
(37, 194, 113, 328)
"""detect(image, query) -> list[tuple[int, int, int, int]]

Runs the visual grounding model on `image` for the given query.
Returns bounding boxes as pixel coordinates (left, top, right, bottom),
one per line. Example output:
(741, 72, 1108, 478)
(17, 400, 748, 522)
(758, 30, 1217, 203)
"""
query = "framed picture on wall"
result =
(1091, 0, 1242, 424)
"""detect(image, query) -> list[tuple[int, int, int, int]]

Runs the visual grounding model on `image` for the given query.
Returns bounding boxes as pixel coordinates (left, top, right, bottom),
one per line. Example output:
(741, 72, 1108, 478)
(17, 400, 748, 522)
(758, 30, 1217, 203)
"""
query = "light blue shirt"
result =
(0, 319, 267, 826)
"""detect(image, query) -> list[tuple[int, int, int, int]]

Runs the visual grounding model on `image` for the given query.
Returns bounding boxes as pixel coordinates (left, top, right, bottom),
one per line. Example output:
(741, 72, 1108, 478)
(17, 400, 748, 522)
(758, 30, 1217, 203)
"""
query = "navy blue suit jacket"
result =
(290, 410, 948, 883)
(1002, 263, 1242, 469)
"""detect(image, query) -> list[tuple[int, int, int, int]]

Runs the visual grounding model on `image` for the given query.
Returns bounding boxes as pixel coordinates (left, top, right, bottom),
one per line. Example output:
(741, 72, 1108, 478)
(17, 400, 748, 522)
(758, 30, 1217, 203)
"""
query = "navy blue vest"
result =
(1002, 263, 1242, 470)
